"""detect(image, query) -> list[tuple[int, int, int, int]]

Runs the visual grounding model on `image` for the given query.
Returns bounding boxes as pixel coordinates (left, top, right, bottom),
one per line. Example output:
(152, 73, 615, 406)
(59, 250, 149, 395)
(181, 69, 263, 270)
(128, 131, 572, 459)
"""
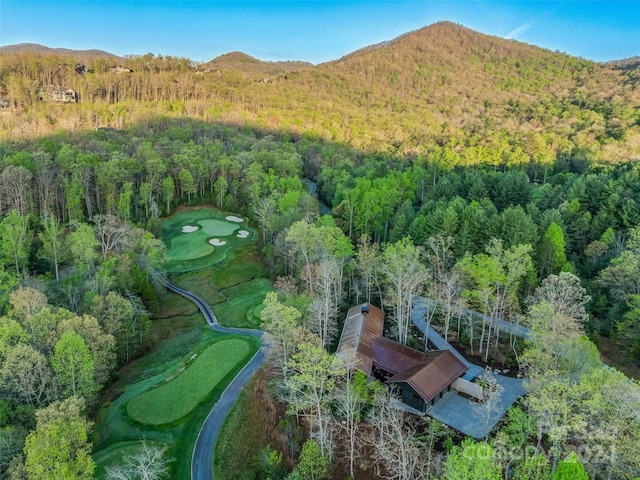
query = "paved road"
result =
(411, 295, 526, 437)
(411, 296, 483, 380)
(160, 278, 267, 480)
(410, 295, 532, 380)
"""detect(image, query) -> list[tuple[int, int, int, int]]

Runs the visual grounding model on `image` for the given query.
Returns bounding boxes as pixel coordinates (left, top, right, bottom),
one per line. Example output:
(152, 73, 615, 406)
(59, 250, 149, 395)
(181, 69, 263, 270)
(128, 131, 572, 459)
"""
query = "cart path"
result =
(160, 277, 267, 480)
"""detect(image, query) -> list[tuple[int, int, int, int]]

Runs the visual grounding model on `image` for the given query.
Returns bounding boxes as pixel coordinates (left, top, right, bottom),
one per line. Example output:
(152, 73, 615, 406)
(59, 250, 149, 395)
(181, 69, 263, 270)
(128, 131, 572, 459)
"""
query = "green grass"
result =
(161, 207, 255, 273)
(198, 218, 241, 236)
(170, 270, 227, 306)
(167, 234, 214, 261)
(127, 339, 251, 425)
(94, 207, 270, 479)
(210, 243, 268, 287)
(214, 278, 274, 329)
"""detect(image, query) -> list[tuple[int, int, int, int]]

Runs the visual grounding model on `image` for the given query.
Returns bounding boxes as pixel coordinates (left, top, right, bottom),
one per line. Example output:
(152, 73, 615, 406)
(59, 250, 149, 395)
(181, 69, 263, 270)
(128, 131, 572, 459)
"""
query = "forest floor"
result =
(596, 335, 640, 380)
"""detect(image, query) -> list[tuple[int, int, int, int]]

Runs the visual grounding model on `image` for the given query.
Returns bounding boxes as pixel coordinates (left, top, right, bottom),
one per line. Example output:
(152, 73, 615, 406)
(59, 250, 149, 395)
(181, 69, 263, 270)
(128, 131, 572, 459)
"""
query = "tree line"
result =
(1, 119, 640, 478)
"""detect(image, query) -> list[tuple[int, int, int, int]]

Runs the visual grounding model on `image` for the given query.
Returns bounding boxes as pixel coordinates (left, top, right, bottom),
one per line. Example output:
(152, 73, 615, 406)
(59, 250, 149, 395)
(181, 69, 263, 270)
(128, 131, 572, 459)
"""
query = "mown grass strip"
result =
(127, 338, 250, 425)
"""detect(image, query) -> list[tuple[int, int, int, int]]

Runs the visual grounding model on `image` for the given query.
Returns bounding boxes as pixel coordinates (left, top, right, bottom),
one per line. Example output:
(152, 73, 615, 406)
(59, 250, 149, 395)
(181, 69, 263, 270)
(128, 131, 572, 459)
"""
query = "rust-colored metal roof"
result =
(388, 350, 468, 402)
(371, 336, 426, 375)
(337, 304, 467, 402)
(336, 303, 384, 375)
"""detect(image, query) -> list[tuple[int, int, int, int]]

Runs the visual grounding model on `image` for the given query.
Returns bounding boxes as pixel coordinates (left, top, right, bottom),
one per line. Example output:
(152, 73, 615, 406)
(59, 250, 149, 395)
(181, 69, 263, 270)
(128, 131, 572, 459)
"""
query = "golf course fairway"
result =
(126, 338, 251, 425)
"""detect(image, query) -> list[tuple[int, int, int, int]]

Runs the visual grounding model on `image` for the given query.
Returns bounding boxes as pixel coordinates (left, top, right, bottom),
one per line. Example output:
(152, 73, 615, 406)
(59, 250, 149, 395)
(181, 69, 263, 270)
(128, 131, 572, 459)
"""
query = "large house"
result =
(39, 85, 77, 103)
(337, 303, 468, 412)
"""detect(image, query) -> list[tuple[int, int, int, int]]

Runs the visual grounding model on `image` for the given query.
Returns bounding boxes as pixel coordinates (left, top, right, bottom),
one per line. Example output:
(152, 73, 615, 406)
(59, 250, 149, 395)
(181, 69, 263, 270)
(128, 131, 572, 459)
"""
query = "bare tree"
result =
(0, 165, 32, 216)
(333, 353, 365, 477)
(253, 196, 277, 244)
(381, 238, 431, 346)
(528, 272, 590, 323)
(33, 155, 59, 220)
(92, 214, 132, 261)
(309, 259, 340, 348)
(105, 439, 172, 480)
(367, 391, 427, 480)
(471, 368, 505, 442)
(439, 269, 461, 342)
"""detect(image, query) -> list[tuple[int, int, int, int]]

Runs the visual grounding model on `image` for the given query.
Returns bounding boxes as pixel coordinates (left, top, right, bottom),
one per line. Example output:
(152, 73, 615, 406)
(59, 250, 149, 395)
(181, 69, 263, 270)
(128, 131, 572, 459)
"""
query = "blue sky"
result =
(1, 1, 638, 64)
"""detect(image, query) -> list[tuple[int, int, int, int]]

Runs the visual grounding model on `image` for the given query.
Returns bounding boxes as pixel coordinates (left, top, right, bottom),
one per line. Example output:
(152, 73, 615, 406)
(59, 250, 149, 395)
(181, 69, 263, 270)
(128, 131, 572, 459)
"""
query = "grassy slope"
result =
(213, 366, 291, 480)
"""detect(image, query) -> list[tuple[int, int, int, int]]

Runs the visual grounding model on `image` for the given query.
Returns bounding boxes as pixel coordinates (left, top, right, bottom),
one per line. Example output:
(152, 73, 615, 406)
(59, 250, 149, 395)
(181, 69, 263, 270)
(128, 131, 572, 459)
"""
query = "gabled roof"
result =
(338, 304, 468, 403)
(336, 303, 384, 375)
(371, 336, 426, 375)
(388, 350, 468, 402)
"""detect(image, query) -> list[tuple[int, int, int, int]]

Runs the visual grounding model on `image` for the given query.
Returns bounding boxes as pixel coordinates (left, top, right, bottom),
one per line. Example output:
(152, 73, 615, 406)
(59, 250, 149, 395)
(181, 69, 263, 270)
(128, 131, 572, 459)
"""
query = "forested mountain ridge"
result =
(1, 22, 638, 163)
(201, 51, 314, 75)
(0, 43, 121, 62)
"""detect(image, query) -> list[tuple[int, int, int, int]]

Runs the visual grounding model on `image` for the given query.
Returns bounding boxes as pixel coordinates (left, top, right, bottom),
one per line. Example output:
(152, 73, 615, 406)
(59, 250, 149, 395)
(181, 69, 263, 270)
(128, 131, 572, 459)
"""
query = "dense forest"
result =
(0, 20, 639, 480)
(1, 22, 639, 160)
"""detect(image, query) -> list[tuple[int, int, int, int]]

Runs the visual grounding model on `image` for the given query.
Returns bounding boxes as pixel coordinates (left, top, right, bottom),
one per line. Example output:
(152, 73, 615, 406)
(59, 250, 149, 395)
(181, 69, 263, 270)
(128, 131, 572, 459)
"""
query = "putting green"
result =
(167, 234, 214, 261)
(126, 339, 251, 425)
(162, 208, 255, 272)
(162, 208, 255, 273)
(198, 218, 239, 236)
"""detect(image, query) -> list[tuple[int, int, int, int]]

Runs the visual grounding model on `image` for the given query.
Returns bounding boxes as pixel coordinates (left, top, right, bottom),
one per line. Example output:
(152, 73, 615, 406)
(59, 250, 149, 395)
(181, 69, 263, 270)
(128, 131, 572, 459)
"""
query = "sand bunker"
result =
(208, 238, 227, 246)
(226, 215, 244, 223)
(182, 225, 199, 233)
(237, 230, 249, 238)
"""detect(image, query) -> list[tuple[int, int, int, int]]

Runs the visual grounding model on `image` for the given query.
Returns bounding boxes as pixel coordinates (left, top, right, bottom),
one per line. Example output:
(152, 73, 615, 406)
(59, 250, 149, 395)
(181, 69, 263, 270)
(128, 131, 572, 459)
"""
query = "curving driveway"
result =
(160, 278, 267, 480)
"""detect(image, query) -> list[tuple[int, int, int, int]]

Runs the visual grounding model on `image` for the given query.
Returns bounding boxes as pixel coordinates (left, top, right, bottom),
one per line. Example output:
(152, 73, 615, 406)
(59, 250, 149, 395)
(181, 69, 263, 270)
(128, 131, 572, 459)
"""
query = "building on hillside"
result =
(337, 303, 468, 412)
(39, 85, 77, 103)
(0, 98, 9, 108)
(110, 65, 133, 73)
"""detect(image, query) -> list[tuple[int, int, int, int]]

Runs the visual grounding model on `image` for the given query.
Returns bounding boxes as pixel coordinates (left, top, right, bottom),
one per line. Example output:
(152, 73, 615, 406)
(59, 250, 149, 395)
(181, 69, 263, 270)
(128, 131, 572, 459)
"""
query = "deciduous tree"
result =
(23, 397, 95, 480)
(284, 341, 344, 457)
(441, 438, 501, 480)
(260, 291, 304, 379)
(51, 331, 96, 399)
(0, 210, 31, 276)
(0, 343, 58, 408)
(92, 214, 132, 262)
(367, 390, 429, 480)
(38, 214, 67, 282)
(105, 439, 172, 480)
(381, 238, 430, 346)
